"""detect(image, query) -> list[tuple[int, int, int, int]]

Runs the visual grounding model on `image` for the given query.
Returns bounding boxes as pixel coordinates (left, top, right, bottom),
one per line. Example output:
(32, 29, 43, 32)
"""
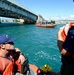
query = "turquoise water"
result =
(0, 23, 65, 72)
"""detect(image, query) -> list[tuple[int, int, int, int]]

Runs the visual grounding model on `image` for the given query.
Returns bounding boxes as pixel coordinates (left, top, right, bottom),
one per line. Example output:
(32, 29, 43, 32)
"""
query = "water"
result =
(0, 23, 65, 72)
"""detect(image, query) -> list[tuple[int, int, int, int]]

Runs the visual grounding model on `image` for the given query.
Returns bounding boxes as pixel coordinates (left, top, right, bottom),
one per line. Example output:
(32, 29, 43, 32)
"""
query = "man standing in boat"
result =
(57, 22, 74, 75)
(0, 34, 35, 75)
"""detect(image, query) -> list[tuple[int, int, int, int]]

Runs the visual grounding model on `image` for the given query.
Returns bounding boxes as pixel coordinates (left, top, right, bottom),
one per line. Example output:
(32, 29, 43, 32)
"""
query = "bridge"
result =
(0, 0, 38, 24)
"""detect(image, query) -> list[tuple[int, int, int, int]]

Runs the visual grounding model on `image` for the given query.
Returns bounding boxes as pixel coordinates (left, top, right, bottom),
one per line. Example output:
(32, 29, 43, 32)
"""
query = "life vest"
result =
(10, 51, 29, 74)
(14, 58, 22, 73)
(61, 22, 74, 41)
(9, 51, 22, 74)
(0, 51, 22, 75)
(0, 56, 13, 75)
(3, 62, 13, 75)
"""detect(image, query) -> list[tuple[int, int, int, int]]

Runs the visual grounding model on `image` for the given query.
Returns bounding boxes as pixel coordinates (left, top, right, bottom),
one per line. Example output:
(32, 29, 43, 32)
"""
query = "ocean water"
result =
(0, 23, 65, 72)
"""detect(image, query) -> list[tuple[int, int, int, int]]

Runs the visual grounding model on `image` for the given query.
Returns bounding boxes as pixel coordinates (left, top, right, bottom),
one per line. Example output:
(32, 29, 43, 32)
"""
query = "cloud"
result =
(49, 15, 74, 20)
(70, 15, 74, 19)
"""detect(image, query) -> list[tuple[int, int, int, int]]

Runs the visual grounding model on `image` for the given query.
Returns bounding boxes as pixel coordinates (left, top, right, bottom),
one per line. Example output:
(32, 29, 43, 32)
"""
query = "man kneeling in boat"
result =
(0, 34, 35, 75)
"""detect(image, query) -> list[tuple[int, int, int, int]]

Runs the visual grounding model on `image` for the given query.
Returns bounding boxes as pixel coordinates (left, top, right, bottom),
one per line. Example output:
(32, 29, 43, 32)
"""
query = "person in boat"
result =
(0, 34, 35, 75)
(57, 22, 74, 75)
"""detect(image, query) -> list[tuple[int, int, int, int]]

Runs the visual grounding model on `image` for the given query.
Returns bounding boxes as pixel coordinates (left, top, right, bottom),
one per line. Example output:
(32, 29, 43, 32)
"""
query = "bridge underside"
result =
(0, 0, 38, 24)
(0, 8, 36, 24)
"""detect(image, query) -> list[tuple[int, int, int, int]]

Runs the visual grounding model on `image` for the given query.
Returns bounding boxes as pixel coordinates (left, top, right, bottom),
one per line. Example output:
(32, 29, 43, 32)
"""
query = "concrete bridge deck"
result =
(0, 0, 38, 23)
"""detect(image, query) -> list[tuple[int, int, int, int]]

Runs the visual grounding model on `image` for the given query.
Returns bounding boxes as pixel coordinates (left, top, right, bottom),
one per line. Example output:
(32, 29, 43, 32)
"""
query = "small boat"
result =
(36, 24, 56, 28)
(36, 21, 56, 28)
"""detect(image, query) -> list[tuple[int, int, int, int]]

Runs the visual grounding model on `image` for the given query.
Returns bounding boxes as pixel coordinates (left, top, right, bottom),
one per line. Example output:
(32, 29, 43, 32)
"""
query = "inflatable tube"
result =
(29, 64, 59, 75)
(29, 64, 39, 74)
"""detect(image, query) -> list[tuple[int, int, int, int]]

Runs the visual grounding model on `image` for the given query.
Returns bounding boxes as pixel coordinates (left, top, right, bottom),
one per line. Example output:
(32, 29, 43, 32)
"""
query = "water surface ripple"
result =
(0, 23, 65, 72)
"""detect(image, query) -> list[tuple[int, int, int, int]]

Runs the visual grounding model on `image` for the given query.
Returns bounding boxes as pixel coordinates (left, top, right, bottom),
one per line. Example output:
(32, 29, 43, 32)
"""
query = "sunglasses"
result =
(4, 42, 14, 45)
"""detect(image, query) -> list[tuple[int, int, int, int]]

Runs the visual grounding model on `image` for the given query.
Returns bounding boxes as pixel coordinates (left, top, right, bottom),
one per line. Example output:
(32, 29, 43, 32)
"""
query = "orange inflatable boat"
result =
(29, 64, 59, 75)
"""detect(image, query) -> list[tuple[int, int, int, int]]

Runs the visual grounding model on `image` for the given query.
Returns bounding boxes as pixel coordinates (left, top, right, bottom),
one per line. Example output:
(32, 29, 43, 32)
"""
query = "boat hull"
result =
(36, 24, 56, 28)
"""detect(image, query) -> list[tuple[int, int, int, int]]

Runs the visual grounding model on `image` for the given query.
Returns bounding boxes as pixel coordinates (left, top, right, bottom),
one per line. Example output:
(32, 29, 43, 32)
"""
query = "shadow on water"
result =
(0, 22, 24, 27)
(0, 23, 35, 28)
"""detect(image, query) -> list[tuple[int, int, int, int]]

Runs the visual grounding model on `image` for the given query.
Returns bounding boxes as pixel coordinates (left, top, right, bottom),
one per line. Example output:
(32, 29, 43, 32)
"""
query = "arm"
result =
(57, 26, 71, 56)
(57, 26, 65, 52)
(13, 48, 29, 74)
(15, 48, 26, 65)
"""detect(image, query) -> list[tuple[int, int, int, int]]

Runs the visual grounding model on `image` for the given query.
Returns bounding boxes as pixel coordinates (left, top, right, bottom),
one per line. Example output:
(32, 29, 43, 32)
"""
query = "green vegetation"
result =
(51, 20, 55, 24)
(12, 19, 20, 22)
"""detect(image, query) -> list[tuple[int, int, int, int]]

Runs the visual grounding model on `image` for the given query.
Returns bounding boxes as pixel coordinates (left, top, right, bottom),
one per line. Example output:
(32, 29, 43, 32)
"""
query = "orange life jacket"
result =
(61, 22, 74, 41)
(0, 56, 13, 75)
(3, 61, 13, 75)
(14, 58, 22, 73)
(0, 56, 22, 75)
(9, 51, 22, 74)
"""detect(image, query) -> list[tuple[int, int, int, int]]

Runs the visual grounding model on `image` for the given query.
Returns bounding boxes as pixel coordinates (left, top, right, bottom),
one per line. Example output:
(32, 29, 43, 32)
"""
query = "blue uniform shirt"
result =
(63, 26, 74, 54)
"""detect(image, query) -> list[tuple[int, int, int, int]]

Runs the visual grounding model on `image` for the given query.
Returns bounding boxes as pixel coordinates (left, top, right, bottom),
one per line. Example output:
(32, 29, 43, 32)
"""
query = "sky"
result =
(1, 0, 74, 20)
(15, 0, 74, 20)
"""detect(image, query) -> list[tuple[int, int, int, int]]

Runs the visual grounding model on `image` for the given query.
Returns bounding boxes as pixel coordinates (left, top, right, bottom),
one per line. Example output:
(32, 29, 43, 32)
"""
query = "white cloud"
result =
(49, 15, 74, 21)
(70, 15, 74, 17)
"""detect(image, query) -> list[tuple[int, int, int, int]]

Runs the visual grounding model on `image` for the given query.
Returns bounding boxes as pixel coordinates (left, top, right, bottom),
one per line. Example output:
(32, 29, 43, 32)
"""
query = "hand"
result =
(18, 54, 25, 65)
(15, 48, 21, 52)
(15, 48, 26, 64)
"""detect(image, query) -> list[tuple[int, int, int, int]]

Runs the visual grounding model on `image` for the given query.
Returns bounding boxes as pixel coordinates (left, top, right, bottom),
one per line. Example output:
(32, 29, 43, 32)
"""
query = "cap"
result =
(0, 34, 16, 44)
